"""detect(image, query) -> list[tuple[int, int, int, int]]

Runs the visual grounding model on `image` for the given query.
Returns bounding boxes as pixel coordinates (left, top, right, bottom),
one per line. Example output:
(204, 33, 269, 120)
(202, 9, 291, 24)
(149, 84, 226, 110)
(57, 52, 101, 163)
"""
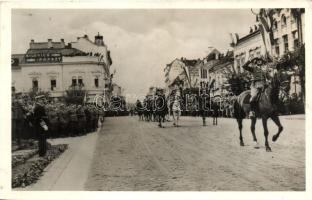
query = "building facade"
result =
(269, 9, 305, 95)
(270, 9, 305, 57)
(232, 27, 267, 74)
(11, 34, 112, 100)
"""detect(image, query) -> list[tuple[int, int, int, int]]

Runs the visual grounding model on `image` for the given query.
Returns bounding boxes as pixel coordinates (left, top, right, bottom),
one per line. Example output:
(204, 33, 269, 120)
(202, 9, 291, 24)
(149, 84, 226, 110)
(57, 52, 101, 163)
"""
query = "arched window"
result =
(273, 20, 278, 30)
(78, 76, 84, 86)
(32, 78, 38, 91)
(94, 76, 99, 88)
(281, 15, 287, 26)
(72, 76, 77, 86)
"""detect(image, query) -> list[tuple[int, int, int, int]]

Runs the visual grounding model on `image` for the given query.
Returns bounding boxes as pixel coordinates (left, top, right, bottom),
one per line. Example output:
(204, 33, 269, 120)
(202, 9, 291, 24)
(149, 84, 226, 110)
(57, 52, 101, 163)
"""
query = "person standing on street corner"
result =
(33, 95, 48, 157)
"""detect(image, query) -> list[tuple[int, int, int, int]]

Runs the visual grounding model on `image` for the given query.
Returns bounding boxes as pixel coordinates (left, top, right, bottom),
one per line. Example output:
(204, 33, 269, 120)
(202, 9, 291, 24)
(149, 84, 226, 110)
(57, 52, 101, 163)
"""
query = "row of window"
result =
(31, 77, 100, 91)
(273, 13, 296, 30)
(274, 31, 298, 56)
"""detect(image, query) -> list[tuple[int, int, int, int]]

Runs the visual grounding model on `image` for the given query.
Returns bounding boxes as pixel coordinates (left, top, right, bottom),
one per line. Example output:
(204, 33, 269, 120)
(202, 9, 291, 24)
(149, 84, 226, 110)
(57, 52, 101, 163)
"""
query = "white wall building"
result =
(232, 28, 266, 74)
(269, 9, 305, 96)
(11, 34, 112, 99)
(271, 9, 305, 57)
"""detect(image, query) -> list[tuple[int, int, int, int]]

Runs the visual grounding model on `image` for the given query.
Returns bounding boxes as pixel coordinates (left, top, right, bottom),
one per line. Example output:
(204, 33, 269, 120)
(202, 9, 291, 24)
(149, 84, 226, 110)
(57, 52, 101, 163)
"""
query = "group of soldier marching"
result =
(135, 86, 222, 127)
(12, 93, 104, 156)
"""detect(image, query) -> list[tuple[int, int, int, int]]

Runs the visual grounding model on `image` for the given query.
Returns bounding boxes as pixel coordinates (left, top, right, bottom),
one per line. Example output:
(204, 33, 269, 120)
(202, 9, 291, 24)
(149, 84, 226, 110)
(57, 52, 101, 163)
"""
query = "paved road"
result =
(85, 116, 305, 191)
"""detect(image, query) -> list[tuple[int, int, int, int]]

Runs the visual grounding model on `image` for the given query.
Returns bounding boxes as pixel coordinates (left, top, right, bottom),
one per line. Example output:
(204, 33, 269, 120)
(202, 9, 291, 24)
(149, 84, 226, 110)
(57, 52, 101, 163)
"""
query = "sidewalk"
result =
(20, 129, 100, 191)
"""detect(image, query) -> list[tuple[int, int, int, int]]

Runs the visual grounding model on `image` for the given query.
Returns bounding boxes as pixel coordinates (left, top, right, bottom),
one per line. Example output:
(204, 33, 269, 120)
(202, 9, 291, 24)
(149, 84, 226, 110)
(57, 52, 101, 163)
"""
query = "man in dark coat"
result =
(199, 89, 210, 126)
(33, 95, 48, 157)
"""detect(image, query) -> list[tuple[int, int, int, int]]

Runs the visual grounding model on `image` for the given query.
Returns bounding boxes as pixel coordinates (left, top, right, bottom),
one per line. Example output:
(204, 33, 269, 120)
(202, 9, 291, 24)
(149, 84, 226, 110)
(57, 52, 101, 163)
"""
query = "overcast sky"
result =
(12, 9, 256, 102)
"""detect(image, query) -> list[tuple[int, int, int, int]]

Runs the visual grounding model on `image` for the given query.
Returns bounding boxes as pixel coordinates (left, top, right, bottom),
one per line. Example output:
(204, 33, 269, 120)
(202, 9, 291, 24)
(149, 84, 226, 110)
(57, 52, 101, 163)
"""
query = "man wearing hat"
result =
(242, 56, 271, 118)
(33, 95, 48, 157)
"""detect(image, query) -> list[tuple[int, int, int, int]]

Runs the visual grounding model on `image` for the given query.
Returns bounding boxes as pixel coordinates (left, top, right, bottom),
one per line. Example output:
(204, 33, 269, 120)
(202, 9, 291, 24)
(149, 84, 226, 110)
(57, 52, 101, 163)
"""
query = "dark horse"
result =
(233, 73, 283, 152)
(154, 93, 168, 128)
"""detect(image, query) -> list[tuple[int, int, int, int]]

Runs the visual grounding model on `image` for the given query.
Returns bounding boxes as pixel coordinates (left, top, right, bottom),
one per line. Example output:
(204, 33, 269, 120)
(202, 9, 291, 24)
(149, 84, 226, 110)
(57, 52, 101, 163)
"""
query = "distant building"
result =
(208, 51, 234, 97)
(112, 83, 122, 97)
(11, 33, 113, 100)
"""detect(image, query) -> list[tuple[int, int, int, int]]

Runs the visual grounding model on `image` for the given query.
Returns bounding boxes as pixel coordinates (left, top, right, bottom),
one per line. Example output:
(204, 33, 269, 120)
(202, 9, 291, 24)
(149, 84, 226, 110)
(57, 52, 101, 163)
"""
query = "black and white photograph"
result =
(0, 1, 310, 198)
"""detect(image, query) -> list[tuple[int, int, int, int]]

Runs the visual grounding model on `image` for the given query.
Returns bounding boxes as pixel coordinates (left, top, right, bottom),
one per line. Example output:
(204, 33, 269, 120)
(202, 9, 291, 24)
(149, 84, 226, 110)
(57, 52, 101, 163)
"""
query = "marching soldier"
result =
(199, 88, 209, 126)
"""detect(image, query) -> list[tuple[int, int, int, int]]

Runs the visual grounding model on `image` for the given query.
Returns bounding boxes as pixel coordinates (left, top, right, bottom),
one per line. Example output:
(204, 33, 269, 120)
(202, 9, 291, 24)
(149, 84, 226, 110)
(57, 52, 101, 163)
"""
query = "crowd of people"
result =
(12, 93, 104, 143)
(134, 87, 222, 127)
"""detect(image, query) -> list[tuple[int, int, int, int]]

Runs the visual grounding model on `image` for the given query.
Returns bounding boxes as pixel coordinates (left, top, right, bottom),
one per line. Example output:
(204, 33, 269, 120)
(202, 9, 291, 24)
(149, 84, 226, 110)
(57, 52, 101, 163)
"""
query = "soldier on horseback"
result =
(242, 57, 271, 118)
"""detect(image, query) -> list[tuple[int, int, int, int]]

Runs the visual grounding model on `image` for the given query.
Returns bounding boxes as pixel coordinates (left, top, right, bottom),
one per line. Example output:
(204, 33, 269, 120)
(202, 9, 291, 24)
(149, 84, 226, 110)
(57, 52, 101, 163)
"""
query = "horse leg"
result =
(270, 115, 283, 142)
(262, 117, 271, 152)
(250, 117, 260, 148)
(237, 118, 244, 146)
(250, 117, 258, 142)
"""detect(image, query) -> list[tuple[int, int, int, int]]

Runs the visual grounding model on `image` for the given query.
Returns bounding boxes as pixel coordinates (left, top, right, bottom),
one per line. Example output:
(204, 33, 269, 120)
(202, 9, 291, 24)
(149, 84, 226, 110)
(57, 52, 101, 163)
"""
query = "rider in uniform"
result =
(242, 57, 271, 118)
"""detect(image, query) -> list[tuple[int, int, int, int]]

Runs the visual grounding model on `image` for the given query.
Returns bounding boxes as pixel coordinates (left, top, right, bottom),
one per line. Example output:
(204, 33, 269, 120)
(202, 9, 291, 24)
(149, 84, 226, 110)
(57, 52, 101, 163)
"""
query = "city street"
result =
(84, 115, 305, 191)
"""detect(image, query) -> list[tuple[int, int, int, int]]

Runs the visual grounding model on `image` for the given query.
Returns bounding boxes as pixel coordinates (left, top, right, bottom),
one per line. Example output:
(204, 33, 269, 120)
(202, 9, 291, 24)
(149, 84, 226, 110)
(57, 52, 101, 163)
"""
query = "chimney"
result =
(30, 39, 35, 49)
(94, 32, 104, 46)
(48, 39, 53, 48)
(66, 43, 72, 49)
(60, 39, 65, 48)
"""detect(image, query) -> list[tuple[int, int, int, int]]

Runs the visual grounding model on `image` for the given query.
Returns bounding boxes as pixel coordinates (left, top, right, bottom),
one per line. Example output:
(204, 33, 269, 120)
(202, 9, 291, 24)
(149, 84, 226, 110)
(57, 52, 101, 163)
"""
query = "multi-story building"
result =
(270, 9, 305, 57)
(201, 48, 221, 87)
(269, 9, 305, 95)
(11, 33, 113, 100)
(232, 26, 267, 74)
(208, 51, 234, 97)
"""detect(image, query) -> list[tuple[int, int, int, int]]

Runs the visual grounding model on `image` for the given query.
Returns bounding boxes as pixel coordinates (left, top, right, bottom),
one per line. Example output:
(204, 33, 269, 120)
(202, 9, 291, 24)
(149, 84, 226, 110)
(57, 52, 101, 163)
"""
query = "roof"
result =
(30, 42, 65, 49)
(181, 59, 199, 67)
(26, 48, 87, 56)
(209, 51, 234, 73)
(236, 29, 261, 46)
